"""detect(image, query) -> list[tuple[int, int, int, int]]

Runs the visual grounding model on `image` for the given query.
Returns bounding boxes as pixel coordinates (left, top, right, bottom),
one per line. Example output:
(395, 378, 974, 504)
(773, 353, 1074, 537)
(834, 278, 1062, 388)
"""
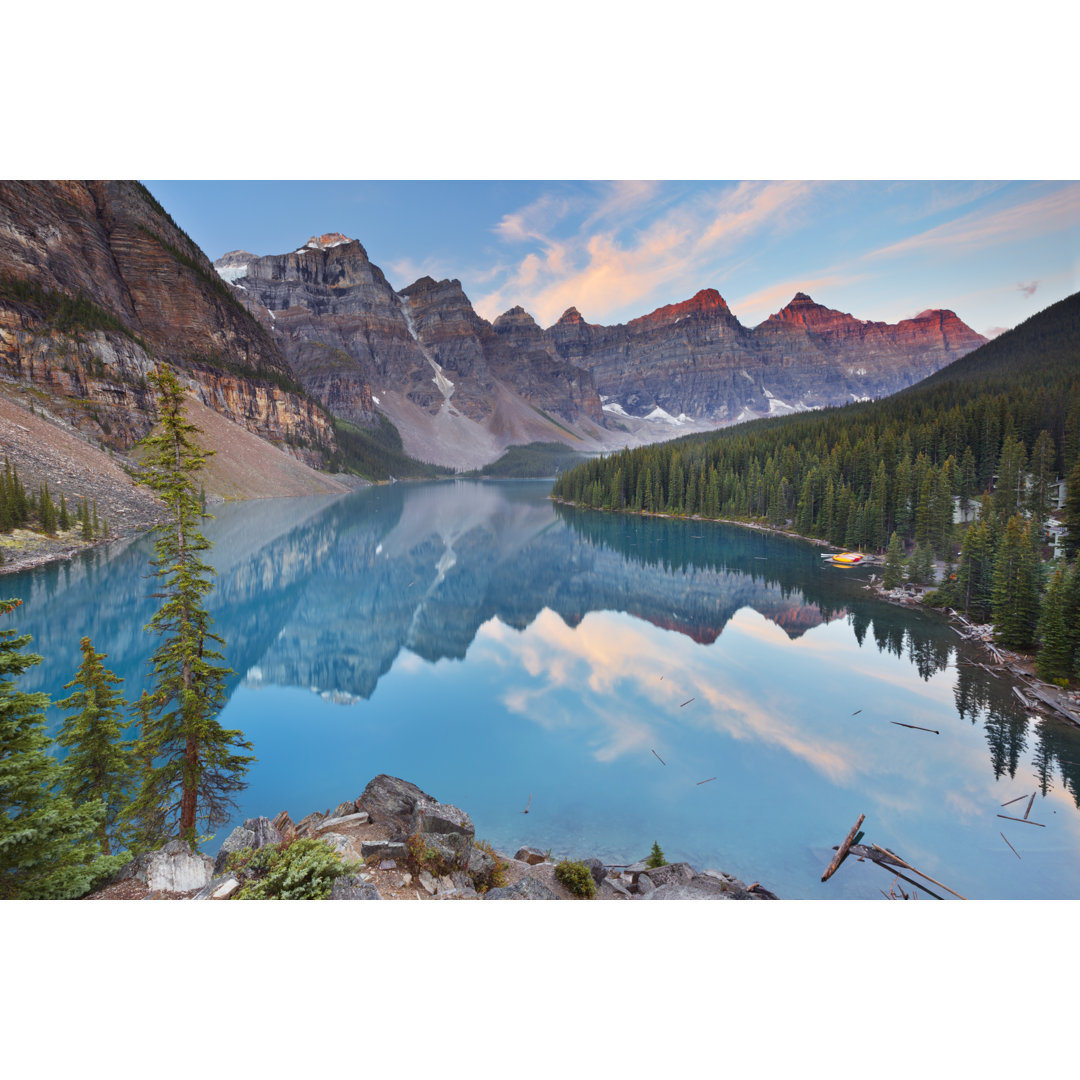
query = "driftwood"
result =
(651, 749, 667, 766)
(1023, 793, 1036, 820)
(680, 698, 695, 707)
(851, 709, 863, 716)
(695, 776, 717, 785)
(1024, 685, 1080, 726)
(979, 663, 1000, 679)
(1012, 686, 1034, 709)
(1000, 832, 1021, 859)
(859, 854, 943, 899)
(997, 814, 1045, 827)
(1000, 793, 1030, 808)
(821, 813, 865, 882)
(889, 721, 940, 734)
(870, 843, 967, 899)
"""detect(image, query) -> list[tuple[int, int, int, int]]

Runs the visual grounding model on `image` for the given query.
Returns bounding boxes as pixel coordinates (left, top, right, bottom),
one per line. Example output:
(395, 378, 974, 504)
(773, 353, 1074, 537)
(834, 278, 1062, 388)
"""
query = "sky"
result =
(146, 179, 1079, 339)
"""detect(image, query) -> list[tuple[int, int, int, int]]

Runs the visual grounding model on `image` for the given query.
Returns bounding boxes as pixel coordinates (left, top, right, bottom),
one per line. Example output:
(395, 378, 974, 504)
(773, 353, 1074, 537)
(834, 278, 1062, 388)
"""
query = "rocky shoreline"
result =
(90, 774, 779, 901)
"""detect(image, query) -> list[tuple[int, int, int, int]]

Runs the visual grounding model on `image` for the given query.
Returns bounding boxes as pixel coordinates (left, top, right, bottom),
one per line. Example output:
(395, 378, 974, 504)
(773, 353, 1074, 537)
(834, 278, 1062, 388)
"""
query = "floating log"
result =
(870, 843, 967, 900)
(651, 749, 667, 766)
(851, 709, 863, 716)
(1023, 793, 1036, 820)
(863, 856, 944, 900)
(680, 698, 695, 707)
(997, 814, 1045, 827)
(1000, 793, 1030, 807)
(889, 721, 940, 735)
(1012, 686, 1034, 709)
(695, 777, 717, 785)
(821, 813, 866, 882)
(1000, 832, 1021, 860)
(978, 663, 1000, 679)
(1024, 685, 1080, 726)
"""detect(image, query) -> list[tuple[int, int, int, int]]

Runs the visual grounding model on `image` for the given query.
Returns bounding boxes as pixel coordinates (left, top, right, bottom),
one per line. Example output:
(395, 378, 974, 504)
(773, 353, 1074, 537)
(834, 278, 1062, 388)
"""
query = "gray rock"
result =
(412, 802, 474, 868)
(699, 869, 751, 898)
(242, 816, 282, 848)
(436, 875, 456, 894)
(598, 877, 632, 899)
(213, 826, 256, 875)
(514, 846, 549, 865)
(418, 870, 438, 894)
(379, 859, 397, 870)
(635, 873, 656, 895)
(468, 846, 496, 881)
(332, 800, 358, 818)
(330, 876, 381, 900)
(317, 811, 369, 832)
(620, 860, 649, 883)
(211, 877, 240, 900)
(294, 811, 326, 839)
(583, 857, 607, 887)
(191, 873, 240, 901)
(361, 839, 388, 858)
(318, 832, 352, 856)
(145, 840, 214, 893)
(356, 775, 436, 836)
(484, 875, 561, 900)
(641, 862, 696, 888)
(642, 879, 736, 900)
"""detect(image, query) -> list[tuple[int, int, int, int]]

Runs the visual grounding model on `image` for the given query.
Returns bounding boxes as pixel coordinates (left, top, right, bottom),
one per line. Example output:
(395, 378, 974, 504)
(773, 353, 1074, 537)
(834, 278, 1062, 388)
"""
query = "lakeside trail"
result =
(86, 775, 780, 902)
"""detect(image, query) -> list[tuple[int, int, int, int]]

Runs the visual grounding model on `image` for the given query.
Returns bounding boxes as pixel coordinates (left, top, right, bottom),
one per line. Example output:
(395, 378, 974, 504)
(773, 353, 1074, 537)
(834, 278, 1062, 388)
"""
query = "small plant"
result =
(470, 839, 508, 894)
(406, 832, 453, 877)
(555, 859, 596, 899)
(225, 837, 360, 899)
(645, 841, 667, 868)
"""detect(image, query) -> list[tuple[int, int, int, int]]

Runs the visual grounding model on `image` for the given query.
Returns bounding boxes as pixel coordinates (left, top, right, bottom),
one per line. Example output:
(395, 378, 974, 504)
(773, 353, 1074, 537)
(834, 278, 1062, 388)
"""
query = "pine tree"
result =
(1062, 460, 1080, 558)
(55, 637, 134, 856)
(883, 532, 905, 589)
(127, 366, 253, 849)
(1, 599, 108, 898)
(39, 482, 57, 536)
(1035, 564, 1074, 683)
(58, 490, 70, 532)
(992, 515, 1041, 649)
(645, 840, 667, 868)
(906, 541, 934, 586)
(80, 498, 92, 541)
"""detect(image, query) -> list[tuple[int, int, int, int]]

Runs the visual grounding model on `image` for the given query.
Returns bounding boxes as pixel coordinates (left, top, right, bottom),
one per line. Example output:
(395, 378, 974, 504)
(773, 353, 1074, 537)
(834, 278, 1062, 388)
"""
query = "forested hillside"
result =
(554, 291, 1080, 674)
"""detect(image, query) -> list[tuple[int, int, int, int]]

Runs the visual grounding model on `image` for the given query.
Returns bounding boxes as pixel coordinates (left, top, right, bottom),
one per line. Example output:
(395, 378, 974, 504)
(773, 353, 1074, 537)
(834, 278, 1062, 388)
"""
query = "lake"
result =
(7, 479, 1080, 899)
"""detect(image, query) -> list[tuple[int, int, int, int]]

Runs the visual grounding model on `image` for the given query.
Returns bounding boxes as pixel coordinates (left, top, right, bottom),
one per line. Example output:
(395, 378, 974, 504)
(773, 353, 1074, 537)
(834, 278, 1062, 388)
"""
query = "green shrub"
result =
(225, 838, 360, 899)
(554, 859, 596, 899)
(470, 839, 508, 894)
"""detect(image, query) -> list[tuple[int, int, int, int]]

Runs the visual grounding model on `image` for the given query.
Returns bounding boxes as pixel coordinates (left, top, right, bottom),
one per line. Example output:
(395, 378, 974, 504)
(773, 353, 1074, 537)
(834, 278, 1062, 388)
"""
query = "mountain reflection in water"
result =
(8, 480, 1080, 898)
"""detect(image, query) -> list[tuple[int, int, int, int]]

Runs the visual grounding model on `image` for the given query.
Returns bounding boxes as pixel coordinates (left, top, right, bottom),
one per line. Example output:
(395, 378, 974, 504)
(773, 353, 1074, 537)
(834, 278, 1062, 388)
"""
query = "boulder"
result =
(191, 873, 240, 901)
(641, 862, 696, 889)
(418, 870, 438, 895)
(211, 877, 241, 900)
(583, 857, 607, 888)
(294, 811, 326, 839)
(330, 876, 381, 900)
(332, 800, 358, 818)
(213, 826, 255, 875)
(514, 847, 549, 865)
(272, 811, 296, 843)
(143, 840, 213, 893)
(642, 878, 736, 900)
(748, 883, 780, 900)
(412, 802, 474, 868)
(317, 832, 352, 857)
(484, 876, 561, 900)
(700, 869, 752, 898)
(243, 816, 282, 849)
(635, 873, 656, 896)
(598, 877, 632, 899)
(356, 775, 436, 835)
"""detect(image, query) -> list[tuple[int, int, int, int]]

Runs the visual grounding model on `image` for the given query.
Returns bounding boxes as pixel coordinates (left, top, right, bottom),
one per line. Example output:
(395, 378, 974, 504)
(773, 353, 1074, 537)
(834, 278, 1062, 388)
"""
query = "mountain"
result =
(215, 239, 612, 470)
(0, 182, 333, 463)
(216, 237, 984, 468)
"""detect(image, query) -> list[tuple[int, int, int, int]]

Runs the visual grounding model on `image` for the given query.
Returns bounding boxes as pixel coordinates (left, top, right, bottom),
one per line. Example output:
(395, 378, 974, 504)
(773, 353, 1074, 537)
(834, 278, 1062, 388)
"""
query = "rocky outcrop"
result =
(113, 839, 215, 893)
(0, 181, 334, 460)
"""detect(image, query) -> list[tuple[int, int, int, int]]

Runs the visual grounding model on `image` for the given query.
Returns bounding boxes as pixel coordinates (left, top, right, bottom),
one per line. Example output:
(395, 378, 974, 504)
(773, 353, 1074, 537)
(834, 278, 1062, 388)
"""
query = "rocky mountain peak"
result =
(304, 232, 353, 250)
(766, 293, 859, 330)
(494, 306, 541, 331)
(631, 288, 732, 327)
(557, 307, 585, 326)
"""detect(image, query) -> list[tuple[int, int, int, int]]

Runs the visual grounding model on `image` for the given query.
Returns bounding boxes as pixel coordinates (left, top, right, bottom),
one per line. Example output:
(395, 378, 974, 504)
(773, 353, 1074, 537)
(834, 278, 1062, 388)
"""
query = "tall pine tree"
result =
(127, 366, 253, 849)
(56, 637, 134, 856)
(1, 600, 108, 898)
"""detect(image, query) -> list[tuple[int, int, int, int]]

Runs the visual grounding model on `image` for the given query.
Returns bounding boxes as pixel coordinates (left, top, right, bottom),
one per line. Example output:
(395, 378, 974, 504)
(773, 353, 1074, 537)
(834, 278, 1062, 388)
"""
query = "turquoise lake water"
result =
(7, 479, 1080, 899)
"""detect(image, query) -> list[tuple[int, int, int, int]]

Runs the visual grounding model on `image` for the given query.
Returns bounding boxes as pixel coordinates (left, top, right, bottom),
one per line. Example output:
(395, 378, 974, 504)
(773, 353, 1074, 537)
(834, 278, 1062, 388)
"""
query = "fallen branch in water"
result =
(1000, 832, 1021, 859)
(821, 813, 865, 883)
(696, 777, 717, 785)
(997, 814, 1044, 827)
(1000, 793, 1030, 807)
(889, 721, 940, 734)
(651, 749, 666, 766)
(870, 843, 967, 900)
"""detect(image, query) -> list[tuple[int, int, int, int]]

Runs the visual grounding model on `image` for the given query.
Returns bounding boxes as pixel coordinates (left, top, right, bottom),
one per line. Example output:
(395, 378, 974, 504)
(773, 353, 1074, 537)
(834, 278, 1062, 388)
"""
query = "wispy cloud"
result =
(1018, 280, 1039, 298)
(475, 180, 820, 326)
(865, 182, 1080, 262)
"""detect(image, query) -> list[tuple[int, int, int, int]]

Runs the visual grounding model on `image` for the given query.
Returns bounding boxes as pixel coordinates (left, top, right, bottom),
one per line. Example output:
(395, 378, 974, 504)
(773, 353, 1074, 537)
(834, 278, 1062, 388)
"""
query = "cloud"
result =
(985, 326, 1011, 339)
(1018, 280, 1039, 298)
(865, 182, 1080, 263)
(475, 180, 820, 326)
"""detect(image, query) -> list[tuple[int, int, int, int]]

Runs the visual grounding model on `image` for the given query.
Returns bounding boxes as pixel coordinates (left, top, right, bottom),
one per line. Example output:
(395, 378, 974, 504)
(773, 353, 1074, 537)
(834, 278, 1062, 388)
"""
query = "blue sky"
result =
(147, 179, 1078, 339)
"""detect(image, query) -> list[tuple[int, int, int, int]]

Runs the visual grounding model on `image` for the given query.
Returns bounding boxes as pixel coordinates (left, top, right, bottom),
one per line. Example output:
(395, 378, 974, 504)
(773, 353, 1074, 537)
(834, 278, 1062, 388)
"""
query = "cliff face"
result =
(0, 181, 332, 459)
(218, 241, 608, 466)
(547, 289, 986, 423)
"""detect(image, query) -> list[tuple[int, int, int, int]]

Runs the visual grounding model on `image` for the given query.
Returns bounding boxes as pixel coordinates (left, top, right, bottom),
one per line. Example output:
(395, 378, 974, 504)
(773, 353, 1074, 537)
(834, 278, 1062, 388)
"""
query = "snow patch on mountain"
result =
(216, 264, 247, 283)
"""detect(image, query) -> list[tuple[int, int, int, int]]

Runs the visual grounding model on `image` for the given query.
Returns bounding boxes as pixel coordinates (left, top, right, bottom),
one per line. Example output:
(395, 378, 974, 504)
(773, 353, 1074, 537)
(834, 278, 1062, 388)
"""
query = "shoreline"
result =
(552, 496, 1080, 731)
